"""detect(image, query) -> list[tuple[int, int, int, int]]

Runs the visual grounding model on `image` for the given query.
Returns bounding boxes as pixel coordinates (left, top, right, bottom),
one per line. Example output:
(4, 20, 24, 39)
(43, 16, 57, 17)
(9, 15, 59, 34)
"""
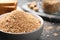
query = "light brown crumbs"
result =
(0, 10, 41, 33)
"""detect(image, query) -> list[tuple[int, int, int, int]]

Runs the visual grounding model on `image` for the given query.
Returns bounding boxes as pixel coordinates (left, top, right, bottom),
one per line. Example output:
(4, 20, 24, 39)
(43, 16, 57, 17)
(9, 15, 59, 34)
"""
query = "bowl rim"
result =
(0, 11, 44, 35)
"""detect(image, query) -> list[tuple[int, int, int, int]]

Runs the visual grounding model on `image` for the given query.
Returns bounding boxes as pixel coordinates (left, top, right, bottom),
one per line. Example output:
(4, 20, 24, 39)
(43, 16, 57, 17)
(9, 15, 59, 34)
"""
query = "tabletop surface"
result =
(41, 21, 60, 40)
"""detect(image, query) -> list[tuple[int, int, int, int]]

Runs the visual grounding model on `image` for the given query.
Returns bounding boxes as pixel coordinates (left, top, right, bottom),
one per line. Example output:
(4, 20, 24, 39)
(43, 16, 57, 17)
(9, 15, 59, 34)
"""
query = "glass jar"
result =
(42, 0, 60, 14)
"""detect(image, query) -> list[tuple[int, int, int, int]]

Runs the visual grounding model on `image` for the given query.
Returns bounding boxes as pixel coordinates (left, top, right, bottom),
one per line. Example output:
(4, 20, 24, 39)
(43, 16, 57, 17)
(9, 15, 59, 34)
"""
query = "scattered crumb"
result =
(46, 35, 50, 37)
(56, 26, 60, 30)
(53, 33, 58, 37)
(44, 26, 53, 30)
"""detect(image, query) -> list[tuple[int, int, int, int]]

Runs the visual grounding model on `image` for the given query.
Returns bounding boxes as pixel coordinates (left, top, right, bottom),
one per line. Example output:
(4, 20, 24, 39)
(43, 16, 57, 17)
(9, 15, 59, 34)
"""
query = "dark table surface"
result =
(41, 21, 60, 40)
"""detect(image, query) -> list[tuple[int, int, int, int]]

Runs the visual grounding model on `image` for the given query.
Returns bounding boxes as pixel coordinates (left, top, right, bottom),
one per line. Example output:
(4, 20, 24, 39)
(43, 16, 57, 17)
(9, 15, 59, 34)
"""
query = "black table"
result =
(40, 21, 60, 40)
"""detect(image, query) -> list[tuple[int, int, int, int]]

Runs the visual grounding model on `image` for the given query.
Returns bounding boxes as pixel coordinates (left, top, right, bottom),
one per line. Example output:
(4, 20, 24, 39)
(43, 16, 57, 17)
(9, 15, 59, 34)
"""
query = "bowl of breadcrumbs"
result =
(0, 10, 43, 40)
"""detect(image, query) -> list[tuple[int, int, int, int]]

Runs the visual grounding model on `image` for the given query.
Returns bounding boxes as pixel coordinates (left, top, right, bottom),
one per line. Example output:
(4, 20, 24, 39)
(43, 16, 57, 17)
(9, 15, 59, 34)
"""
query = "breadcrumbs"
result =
(0, 10, 40, 33)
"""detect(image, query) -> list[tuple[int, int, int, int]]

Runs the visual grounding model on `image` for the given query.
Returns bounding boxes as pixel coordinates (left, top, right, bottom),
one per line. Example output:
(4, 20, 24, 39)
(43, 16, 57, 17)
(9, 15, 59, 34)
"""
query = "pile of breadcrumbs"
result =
(0, 10, 40, 33)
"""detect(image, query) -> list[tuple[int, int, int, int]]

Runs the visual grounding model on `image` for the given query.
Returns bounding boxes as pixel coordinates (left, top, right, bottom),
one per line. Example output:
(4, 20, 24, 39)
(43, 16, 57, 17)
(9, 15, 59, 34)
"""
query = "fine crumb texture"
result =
(0, 10, 40, 33)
